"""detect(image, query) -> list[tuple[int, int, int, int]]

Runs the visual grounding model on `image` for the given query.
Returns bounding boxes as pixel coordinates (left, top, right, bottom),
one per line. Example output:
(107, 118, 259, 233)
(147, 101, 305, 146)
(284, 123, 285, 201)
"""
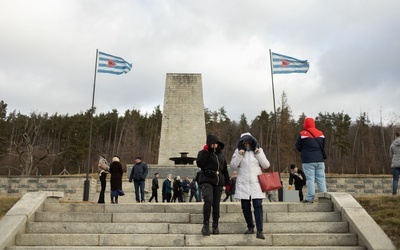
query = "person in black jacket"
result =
(149, 172, 159, 203)
(197, 134, 230, 236)
(288, 164, 306, 201)
(109, 156, 124, 204)
(171, 176, 183, 202)
(129, 156, 149, 203)
(97, 156, 109, 204)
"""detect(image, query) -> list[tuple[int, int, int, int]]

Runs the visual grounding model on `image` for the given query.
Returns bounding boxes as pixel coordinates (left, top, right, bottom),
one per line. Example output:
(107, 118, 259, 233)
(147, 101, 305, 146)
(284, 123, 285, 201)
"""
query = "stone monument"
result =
(157, 73, 206, 166)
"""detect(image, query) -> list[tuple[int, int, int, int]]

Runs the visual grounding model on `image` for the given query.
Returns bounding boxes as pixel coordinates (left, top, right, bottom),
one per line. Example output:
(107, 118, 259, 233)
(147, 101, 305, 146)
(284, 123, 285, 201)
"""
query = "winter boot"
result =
(202, 221, 210, 236)
(212, 214, 220, 234)
(202, 210, 211, 236)
(212, 222, 219, 235)
(256, 230, 265, 239)
(115, 196, 118, 204)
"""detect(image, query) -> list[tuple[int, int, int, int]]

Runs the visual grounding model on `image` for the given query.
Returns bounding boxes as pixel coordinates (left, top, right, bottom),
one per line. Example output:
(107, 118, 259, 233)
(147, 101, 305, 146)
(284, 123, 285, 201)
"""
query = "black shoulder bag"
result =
(305, 129, 327, 160)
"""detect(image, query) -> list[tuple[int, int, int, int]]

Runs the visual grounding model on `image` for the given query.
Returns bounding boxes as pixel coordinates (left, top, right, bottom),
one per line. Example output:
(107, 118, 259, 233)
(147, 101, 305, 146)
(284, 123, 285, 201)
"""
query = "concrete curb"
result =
(317, 192, 396, 250)
(0, 191, 64, 250)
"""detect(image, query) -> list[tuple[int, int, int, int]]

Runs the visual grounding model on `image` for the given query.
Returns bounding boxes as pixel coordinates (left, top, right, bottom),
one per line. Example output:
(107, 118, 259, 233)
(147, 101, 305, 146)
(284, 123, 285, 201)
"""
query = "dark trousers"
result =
(189, 191, 199, 202)
(223, 193, 233, 202)
(97, 172, 107, 204)
(172, 191, 183, 202)
(201, 183, 223, 225)
(295, 184, 304, 201)
(241, 198, 263, 231)
(163, 193, 171, 202)
(134, 180, 145, 202)
(149, 188, 158, 202)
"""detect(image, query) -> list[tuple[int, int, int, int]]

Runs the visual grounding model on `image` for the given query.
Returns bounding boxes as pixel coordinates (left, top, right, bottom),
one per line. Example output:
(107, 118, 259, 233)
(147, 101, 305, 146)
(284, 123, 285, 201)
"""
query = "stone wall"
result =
(0, 176, 97, 201)
(0, 172, 394, 202)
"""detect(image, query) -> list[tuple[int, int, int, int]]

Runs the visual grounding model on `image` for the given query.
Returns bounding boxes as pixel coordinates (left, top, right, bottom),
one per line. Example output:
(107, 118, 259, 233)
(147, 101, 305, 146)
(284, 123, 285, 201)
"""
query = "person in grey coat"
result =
(390, 131, 400, 195)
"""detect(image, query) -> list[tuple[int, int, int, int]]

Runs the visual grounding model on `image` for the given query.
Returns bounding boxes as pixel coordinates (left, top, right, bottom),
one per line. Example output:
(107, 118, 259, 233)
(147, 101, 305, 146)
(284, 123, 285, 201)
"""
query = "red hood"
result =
(303, 117, 315, 130)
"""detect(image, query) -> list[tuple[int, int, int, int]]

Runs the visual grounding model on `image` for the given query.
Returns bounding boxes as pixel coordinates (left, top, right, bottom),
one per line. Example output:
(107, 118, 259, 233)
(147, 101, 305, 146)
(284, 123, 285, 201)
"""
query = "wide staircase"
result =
(7, 198, 366, 250)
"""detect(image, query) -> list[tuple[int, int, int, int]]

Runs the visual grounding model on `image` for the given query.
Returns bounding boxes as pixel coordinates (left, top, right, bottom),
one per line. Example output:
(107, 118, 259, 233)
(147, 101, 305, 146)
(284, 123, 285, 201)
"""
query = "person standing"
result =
(390, 131, 400, 195)
(189, 178, 199, 202)
(295, 116, 327, 203)
(109, 156, 124, 204)
(222, 183, 232, 202)
(288, 164, 306, 201)
(230, 132, 270, 240)
(223, 171, 237, 202)
(197, 134, 230, 236)
(149, 172, 160, 202)
(97, 156, 109, 204)
(182, 176, 191, 202)
(171, 176, 183, 202)
(162, 174, 173, 202)
(129, 156, 148, 203)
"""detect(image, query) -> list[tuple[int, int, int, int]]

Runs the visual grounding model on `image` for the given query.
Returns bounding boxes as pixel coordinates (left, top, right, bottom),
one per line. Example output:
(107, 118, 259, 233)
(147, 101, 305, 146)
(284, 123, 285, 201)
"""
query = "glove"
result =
(239, 149, 245, 155)
(203, 144, 209, 151)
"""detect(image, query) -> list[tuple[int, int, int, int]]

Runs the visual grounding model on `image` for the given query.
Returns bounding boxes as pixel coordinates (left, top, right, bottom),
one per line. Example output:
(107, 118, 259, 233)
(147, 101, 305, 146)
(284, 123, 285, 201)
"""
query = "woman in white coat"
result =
(230, 132, 270, 239)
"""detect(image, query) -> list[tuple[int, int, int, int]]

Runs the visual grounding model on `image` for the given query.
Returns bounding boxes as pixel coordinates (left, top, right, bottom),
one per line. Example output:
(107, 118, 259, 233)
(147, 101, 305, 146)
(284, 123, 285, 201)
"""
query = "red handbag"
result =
(257, 170, 282, 192)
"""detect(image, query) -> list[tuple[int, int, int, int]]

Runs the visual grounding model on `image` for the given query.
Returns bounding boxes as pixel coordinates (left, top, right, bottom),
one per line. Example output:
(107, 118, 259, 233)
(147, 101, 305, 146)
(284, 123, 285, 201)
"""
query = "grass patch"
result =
(355, 196, 400, 249)
(0, 195, 398, 248)
(0, 196, 21, 219)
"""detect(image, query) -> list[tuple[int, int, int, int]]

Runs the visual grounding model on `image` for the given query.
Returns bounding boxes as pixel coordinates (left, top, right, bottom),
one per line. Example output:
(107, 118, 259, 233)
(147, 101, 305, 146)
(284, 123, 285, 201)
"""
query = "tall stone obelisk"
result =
(157, 73, 206, 166)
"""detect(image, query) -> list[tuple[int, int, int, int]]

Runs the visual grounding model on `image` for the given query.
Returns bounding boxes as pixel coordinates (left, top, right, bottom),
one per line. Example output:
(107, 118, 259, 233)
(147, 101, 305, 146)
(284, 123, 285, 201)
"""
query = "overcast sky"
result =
(1, 0, 400, 126)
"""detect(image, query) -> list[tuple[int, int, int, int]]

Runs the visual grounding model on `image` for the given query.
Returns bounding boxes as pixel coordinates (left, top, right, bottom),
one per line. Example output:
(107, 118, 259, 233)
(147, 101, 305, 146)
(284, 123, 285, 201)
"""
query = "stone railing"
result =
(0, 167, 394, 202)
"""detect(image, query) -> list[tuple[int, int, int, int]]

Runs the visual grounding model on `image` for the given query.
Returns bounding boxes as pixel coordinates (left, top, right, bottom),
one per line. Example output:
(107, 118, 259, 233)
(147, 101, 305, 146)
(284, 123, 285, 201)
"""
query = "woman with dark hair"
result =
(289, 164, 306, 201)
(109, 156, 124, 204)
(197, 134, 230, 236)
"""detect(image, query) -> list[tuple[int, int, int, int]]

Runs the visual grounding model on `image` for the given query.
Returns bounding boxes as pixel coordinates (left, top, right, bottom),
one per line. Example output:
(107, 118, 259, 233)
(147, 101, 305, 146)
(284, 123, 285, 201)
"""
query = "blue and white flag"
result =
(97, 51, 132, 75)
(271, 52, 309, 74)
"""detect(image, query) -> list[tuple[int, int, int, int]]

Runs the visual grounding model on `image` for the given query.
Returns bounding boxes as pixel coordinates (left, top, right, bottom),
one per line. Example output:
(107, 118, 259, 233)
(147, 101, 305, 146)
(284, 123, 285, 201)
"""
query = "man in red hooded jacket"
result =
(295, 117, 327, 203)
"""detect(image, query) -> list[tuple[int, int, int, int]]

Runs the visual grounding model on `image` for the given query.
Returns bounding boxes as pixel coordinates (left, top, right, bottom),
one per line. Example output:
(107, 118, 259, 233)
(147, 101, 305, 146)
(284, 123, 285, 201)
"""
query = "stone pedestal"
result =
(157, 73, 206, 166)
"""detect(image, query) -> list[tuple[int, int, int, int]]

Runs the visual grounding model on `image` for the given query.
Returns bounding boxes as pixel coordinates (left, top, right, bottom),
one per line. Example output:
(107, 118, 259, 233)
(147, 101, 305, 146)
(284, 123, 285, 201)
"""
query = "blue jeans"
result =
(134, 180, 145, 202)
(303, 162, 327, 202)
(393, 168, 399, 194)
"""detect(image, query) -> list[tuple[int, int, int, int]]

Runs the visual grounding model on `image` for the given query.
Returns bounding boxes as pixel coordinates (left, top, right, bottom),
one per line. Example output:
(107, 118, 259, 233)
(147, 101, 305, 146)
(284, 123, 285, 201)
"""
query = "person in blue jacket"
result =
(295, 117, 327, 203)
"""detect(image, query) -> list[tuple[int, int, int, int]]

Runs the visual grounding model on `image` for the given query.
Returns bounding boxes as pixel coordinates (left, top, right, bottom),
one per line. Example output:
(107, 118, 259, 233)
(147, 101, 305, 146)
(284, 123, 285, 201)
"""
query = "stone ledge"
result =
(317, 192, 396, 250)
(0, 191, 64, 249)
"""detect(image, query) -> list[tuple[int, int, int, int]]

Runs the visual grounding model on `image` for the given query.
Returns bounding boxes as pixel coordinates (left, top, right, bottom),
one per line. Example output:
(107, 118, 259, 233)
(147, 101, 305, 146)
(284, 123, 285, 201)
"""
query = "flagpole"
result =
(83, 49, 99, 201)
(269, 49, 283, 201)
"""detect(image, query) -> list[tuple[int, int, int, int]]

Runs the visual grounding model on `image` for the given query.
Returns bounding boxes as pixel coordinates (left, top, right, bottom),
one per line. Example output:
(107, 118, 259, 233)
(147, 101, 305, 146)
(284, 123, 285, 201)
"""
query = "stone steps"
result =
(41, 202, 335, 213)
(8, 246, 367, 250)
(7, 200, 365, 249)
(33, 211, 342, 223)
(14, 233, 359, 247)
(26, 221, 349, 234)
